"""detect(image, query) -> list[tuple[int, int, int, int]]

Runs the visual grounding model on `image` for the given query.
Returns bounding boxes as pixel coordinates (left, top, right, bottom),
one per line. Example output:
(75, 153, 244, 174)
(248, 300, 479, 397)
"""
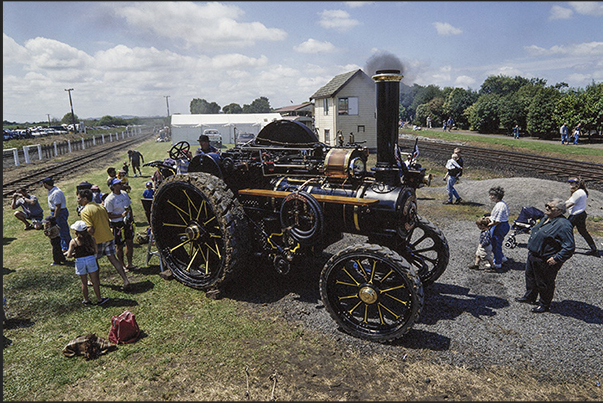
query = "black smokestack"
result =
(372, 69, 403, 172)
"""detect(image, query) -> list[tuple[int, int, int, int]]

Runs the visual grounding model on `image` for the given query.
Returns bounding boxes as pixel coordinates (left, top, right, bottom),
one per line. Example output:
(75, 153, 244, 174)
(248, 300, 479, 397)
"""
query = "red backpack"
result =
(108, 310, 140, 344)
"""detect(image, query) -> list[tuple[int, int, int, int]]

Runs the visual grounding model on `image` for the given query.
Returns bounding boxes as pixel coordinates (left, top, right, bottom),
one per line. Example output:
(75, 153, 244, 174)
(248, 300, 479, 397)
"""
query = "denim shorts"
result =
(96, 239, 117, 259)
(75, 255, 99, 276)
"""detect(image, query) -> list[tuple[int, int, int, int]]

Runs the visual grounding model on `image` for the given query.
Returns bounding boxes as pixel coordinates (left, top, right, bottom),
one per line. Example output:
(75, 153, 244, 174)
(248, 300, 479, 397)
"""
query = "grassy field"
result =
(3, 137, 602, 401)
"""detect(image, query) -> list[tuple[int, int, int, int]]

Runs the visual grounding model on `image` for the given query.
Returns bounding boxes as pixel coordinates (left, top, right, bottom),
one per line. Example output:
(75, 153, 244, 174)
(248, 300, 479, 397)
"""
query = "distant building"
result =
(274, 102, 314, 131)
(310, 69, 376, 148)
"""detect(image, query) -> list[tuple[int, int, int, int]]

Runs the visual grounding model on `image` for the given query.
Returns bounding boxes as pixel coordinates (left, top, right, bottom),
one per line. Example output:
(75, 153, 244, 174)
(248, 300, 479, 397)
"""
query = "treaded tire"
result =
(151, 173, 248, 290)
(319, 244, 423, 342)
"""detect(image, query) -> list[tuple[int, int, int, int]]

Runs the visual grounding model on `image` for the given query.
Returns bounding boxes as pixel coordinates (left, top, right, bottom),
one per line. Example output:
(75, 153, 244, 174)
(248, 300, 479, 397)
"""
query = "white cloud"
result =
(345, 1, 374, 8)
(114, 1, 287, 49)
(318, 10, 360, 31)
(294, 39, 336, 54)
(454, 75, 476, 88)
(3, 33, 29, 64)
(549, 5, 574, 20)
(569, 1, 603, 16)
(524, 41, 603, 57)
(433, 22, 462, 36)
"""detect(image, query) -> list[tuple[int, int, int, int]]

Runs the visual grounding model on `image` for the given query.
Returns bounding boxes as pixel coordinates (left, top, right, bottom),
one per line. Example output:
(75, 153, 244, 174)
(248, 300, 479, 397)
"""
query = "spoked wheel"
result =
(279, 191, 323, 245)
(169, 141, 191, 160)
(151, 173, 248, 289)
(320, 244, 423, 342)
(370, 215, 449, 286)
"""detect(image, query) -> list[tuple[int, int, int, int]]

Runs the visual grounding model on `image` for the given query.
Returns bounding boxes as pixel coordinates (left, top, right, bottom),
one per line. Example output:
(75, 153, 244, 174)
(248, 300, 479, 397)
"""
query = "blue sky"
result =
(3, 1, 603, 123)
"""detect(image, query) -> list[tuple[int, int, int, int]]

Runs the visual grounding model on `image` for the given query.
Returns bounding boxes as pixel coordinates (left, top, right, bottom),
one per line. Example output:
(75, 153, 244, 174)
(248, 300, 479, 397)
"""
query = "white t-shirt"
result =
(47, 186, 67, 211)
(490, 200, 509, 223)
(104, 191, 131, 223)
(566, 189, 587, 216)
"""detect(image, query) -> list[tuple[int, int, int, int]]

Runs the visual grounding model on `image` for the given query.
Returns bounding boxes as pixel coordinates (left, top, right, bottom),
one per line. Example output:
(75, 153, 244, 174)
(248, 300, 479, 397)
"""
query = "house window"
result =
(357, 125, 365, 133)
(324, 99, 329, 115)
(338, 97, 358, 115)
(324, 129, 330, 143)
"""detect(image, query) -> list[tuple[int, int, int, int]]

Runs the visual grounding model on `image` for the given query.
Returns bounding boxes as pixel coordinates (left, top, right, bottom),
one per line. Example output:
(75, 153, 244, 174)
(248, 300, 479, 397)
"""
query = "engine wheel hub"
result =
(358, 285, 378, 304)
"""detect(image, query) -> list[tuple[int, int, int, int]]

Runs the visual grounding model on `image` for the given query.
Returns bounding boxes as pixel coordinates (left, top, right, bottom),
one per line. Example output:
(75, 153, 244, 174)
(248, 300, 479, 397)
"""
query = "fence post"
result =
(81, 137, 85, 150)
(68, 140, 72, 153)
(37, 145, 43, 160)
(93, 135, 96, 146)
(54, 142, 58, 157)
(23, 146, 31, 164)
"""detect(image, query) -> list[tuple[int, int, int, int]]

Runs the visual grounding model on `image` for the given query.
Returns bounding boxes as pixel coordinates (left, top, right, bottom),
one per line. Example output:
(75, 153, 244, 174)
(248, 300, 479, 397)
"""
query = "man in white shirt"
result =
(41, 177, 71, 251)
(104, 178, 139, 271)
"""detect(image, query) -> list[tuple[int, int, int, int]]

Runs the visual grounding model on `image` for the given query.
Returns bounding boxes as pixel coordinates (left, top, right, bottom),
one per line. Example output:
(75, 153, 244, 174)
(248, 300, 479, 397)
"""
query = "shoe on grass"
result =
(97, 297, 110, 306)
(82, 299, 93, 306)
(454, 198, 463, 204)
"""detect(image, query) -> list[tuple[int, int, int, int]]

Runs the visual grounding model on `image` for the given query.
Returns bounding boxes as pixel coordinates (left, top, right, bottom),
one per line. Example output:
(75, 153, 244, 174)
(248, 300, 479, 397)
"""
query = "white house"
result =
(310, 69, 377, 148)
(170, 113, 282, 145)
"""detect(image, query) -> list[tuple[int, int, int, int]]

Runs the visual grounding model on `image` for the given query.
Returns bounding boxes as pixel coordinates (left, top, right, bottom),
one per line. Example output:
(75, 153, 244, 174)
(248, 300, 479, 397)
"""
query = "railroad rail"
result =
(399, 137, 603, 191)
(3, 128, 155, 198)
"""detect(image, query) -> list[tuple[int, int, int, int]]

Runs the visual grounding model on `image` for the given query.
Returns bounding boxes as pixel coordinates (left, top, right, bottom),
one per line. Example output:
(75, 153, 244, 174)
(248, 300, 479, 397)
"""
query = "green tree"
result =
(466, 94, 501, 133)
(61, 112, 79, 125)
(443, 88, 477, 130)
(222, 103, 243, 114)
(190, 98, 221, 114)
(242, 96, 272, 113)
(480, 75, 534, 96)
(409, 84, 442, 116)
(526, 87, 561, 138)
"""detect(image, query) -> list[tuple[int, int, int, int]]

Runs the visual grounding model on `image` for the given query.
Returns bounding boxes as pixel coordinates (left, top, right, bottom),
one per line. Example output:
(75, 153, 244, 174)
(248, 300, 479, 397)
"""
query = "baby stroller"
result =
(505, 206, 545, 248)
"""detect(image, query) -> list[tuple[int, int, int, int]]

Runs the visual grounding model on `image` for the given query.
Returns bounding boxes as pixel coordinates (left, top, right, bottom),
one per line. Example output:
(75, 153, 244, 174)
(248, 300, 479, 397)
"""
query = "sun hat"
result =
(71, 220, 88, 232)
(111, 178, 123, 186)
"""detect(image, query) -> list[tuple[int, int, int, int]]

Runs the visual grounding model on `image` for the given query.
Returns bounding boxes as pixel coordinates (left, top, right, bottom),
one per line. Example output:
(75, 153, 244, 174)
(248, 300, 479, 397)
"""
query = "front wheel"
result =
(320, 244, 423, 342)
(151, 173, 248, 290)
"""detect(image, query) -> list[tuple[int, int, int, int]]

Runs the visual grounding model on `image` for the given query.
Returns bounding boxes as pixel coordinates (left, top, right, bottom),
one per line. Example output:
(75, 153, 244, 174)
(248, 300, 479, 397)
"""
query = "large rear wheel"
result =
(151, 173, 248, 289)
(320, 244, 423, 342)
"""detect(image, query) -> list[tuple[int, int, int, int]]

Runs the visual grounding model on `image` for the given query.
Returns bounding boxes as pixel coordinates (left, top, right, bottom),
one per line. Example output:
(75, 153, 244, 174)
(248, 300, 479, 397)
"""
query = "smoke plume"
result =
(364, 51, 405, 76)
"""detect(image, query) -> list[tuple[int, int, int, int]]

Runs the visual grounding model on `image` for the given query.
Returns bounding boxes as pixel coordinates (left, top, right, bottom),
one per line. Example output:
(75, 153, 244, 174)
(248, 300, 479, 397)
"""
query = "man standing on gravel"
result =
(515, 198, 575, 313)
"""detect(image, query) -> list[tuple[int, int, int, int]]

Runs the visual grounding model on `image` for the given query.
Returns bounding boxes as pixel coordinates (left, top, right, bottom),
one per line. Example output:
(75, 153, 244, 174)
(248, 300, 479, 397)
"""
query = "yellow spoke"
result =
(185, 248, 199, 272)
(377, 304, 385, 325)
(167, 199, 191, 219)
(369, 260, 376, 284)
(363, 304, 368, 323)
(381, 268, 395, 282)
(195, 199, 206, 221)
(380, 284, 406, 293)
(342, 267, 360, 286)
(182, 190, 199, 218)
(162, 222, 188, 228)
(355, 259, 368, 280)
(205, 241, 221, 258)
(169, 239, 191, 253)
(378, 302, 401, 319)
(383, 292, 409, 306)
(337, 294, 360, 300)
(214, 239, 222, 259)
(347, 300, 362, 315)
(204, 216, 216, 226)
(335, 280, 358, 287)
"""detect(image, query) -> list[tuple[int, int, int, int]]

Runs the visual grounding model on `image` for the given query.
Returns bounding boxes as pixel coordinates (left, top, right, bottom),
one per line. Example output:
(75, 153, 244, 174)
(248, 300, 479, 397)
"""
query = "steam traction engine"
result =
(148, 70, 449, 342)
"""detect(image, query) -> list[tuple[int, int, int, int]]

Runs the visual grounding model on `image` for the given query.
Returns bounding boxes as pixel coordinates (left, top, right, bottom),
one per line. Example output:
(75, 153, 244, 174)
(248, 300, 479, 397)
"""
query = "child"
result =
(91, 184, 103, 204)
(143, 182, 154, 199)
(469, 217, 494, 270)
(64, 220, 109, 306)
(43, 215, 66, 266)
(116, 169, 131, 193)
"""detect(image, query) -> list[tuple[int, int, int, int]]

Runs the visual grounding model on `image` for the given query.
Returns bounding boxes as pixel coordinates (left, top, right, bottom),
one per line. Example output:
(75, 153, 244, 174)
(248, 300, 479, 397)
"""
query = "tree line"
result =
(190, 96, 273, 114)
(400, 75, 603, 139)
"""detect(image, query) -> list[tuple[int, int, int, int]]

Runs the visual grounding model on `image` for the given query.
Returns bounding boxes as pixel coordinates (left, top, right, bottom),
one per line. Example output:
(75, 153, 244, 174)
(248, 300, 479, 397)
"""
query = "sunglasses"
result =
(544, 204, 556, 210)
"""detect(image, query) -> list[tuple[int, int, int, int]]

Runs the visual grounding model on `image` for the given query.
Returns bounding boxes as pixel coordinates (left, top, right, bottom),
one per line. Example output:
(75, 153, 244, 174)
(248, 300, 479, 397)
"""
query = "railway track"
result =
(399, 137, 603, 191)
(2, 128, 156, 198)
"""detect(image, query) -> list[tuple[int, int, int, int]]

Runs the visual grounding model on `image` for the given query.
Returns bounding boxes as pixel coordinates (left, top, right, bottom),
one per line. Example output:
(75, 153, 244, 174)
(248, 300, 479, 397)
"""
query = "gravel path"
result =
(232, 177, 603, 383)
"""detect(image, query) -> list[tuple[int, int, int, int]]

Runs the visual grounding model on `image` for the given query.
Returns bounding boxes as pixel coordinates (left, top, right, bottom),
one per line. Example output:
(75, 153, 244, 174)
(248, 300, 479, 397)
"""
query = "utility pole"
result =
(65, 88, 76, 132)
(47, 114, 51, 127)
(164, 95, 170, 118)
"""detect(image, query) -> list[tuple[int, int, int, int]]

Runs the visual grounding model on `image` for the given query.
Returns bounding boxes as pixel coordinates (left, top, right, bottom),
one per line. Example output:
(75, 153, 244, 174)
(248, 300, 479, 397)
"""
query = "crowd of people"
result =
(444, 147, 599, 314)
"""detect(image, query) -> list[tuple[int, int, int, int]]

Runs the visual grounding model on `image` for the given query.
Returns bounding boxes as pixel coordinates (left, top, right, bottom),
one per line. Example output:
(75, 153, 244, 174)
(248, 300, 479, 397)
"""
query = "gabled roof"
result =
(274, 102, 313, 112)
(310, 69, 364, 100)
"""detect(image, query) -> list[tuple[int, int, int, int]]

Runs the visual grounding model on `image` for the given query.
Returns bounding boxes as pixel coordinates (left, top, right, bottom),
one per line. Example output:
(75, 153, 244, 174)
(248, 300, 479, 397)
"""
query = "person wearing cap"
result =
(41, 177, 71, 252)
(195, 134, 218, 156)
(104, 178, 138, 272)
(64, 220, 109, 306)
(91, 185, 103, 204)
(142, 182, 154, 199)
(11, 188, 44, 230)
(77, 188, 131, 290)
(42, 215, 65, 265)
(116, 169, 131, 193)
(565, 177, 598, 256)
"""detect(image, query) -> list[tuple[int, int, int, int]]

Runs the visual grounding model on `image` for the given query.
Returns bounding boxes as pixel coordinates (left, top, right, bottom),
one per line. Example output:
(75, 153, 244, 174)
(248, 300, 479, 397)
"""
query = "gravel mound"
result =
(231, 177, 603, 383)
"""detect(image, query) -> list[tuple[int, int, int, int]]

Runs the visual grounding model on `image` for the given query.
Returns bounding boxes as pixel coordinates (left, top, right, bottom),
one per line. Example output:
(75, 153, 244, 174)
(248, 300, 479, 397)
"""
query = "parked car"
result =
(236, 132, 255, 145)
(203, 129, 222, 148)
